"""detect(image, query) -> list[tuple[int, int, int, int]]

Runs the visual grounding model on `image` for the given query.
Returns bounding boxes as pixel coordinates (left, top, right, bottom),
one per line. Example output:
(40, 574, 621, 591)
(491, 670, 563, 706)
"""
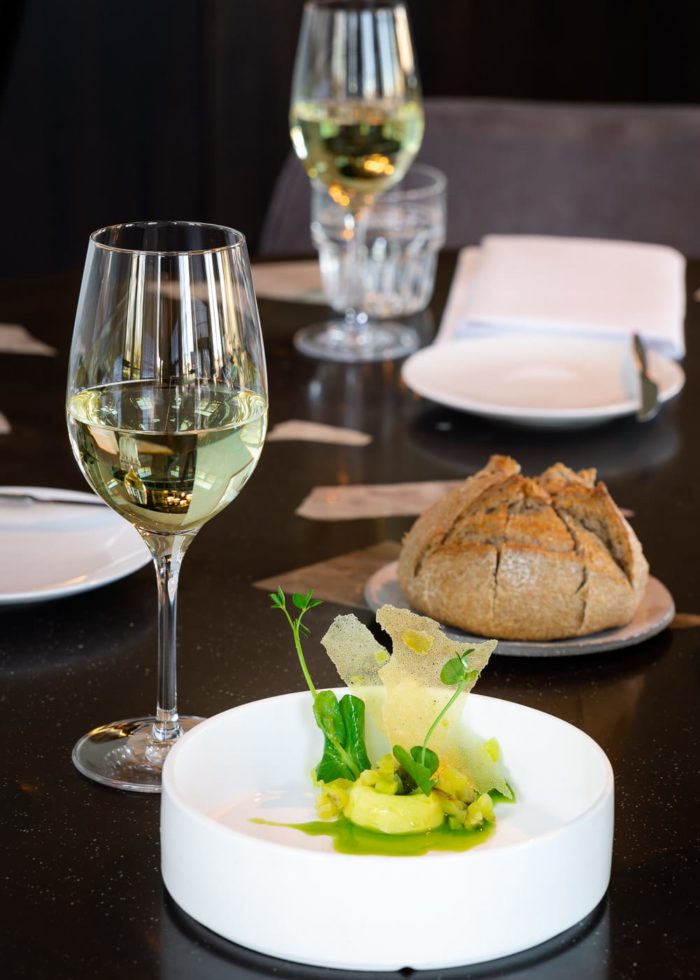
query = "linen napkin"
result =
(437, 236, 686, 359)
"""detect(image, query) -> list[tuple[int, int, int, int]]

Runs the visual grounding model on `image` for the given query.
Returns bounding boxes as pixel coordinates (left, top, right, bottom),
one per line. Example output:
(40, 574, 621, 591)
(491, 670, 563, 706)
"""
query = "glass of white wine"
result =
(290, 0, 424, 361)
(66, 221, 268, 792)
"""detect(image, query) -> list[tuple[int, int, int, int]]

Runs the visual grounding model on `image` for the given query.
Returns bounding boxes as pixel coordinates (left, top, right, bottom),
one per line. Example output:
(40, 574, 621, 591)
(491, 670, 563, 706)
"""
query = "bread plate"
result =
(365, 561, 674, 657)
(161, 690, 614, 971)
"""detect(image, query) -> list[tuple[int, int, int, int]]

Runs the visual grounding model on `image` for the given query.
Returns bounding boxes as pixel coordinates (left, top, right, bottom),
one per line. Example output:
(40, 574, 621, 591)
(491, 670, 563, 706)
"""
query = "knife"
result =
(632, 333, 660, 422)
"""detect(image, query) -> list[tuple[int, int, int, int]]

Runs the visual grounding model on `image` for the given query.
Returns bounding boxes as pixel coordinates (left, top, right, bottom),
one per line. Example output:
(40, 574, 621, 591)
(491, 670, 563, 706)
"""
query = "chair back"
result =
(259, 98, 700, 256)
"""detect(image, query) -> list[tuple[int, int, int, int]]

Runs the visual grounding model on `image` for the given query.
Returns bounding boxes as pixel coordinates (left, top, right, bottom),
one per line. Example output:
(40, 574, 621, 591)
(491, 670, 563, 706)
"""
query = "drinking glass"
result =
(290, 0, 424, 361)
(312, 163, 446, 318)
(66, 221, 268, 792)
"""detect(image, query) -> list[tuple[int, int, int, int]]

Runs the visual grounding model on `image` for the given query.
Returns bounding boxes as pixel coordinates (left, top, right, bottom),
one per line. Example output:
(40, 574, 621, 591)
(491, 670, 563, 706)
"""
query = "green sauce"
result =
(252, 815, 494, 856)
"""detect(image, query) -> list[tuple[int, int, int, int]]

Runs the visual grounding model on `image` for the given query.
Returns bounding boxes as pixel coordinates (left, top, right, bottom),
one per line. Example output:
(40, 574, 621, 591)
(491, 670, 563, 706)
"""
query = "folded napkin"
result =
(438, 236, 686, 359)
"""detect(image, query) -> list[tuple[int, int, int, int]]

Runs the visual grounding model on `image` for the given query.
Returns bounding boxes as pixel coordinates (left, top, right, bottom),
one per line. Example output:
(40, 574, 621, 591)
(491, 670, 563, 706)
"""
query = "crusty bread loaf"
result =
(397, 455, 648, 641)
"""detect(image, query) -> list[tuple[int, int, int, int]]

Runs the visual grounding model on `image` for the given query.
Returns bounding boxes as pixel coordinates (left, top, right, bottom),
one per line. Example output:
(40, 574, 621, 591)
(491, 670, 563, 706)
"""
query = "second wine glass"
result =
(290, 0, 424, 361)
(66, 221, 268, 793)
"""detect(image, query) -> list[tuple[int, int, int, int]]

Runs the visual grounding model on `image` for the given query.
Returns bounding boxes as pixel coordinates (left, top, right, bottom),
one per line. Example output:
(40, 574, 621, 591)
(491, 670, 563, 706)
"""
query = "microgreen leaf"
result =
(339, 694, 372, 774)
(269, 585, 321, 698)
(269, 587, 286, 610)
(440, 656, 467, 685)
(314, 691, 368, 781)
(292, 590, 324, 612)
(418, 647, 478, 768)
(393, 745, 436, 796)
(410, 745, 439, 776)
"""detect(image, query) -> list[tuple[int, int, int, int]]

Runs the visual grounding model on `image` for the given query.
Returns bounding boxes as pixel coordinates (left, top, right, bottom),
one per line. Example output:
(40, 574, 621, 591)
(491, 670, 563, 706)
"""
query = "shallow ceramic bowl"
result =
(161, 691, 614, 972)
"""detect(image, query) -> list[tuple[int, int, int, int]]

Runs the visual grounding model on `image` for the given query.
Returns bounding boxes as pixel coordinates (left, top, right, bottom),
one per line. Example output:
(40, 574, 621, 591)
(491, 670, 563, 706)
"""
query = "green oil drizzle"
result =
(252, 815, 495, 856)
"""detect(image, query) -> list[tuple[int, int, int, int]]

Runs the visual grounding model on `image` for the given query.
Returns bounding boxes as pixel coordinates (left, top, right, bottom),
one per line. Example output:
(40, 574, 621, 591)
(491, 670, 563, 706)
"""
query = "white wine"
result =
(67, 382, 267, 534)
(290, 99, 424, 200)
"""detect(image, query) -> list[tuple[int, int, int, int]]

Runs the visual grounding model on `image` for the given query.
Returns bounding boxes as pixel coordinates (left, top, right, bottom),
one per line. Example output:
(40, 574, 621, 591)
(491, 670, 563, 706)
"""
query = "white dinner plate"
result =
(365, 561, 675, 657)
(161, 690, 614, 971)
(0, 486, 150, 604)
(401, 334, 685, 427)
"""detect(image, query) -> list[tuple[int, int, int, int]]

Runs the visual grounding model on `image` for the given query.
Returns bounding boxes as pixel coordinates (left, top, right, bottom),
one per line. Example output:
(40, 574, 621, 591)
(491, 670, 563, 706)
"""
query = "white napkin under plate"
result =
(437, 236, 686, 359)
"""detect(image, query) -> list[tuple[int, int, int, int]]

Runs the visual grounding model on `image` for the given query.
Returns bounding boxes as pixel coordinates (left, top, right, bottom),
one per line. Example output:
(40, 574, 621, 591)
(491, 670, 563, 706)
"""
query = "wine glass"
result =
(289, 0, 424, 362)
(66, 221, 268, 792)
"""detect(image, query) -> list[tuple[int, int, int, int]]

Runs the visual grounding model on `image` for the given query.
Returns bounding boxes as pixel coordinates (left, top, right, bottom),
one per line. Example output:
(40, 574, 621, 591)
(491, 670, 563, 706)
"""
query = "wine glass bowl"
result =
(289, 0, 425, 361)
(66, 221, 267, 792)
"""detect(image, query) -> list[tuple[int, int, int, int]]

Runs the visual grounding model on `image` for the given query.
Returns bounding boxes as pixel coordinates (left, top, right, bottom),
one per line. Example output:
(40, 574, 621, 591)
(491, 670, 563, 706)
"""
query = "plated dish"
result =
(365, 561, 675, 657)
(161, 689, 614, 971)
(0, 486, 150, 604)
(401, 334, 685, 427)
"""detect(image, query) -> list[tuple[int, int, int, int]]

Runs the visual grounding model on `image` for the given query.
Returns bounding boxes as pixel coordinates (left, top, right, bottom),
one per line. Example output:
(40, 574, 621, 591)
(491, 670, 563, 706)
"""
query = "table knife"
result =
(632, 333, 660, 422)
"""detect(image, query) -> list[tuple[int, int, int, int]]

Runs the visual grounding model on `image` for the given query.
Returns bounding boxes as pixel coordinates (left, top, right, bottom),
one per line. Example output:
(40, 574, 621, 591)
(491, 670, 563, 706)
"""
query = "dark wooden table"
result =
(1, 256, 699, 979)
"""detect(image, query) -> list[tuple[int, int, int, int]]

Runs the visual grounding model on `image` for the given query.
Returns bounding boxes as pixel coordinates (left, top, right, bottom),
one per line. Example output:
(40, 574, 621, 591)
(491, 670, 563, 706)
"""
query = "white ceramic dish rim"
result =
(162, 690, 615, 970)
(401, 335, 685, 422)
(163, 690, 614, 860)
(0, 486, 150, 603)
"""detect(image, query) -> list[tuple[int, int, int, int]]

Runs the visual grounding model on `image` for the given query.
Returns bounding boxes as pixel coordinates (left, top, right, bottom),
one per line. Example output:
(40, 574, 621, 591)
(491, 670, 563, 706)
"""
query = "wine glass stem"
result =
(343, 208, 369, 340)
(146, 531, 197, 742)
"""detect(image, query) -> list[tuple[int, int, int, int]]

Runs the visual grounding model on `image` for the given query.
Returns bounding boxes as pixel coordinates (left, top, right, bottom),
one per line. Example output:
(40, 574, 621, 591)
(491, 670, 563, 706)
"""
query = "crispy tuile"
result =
(321, 604, 511, 797)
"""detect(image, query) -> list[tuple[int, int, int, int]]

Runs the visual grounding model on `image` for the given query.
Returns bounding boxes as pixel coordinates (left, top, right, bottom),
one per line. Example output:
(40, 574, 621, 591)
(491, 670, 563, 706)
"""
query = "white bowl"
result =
(161, 691, 614, 972)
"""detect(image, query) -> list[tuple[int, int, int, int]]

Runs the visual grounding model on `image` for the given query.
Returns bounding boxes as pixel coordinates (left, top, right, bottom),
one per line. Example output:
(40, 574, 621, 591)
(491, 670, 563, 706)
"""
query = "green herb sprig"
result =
(270, 587, 371, 782)
(392, 648, 477, 796)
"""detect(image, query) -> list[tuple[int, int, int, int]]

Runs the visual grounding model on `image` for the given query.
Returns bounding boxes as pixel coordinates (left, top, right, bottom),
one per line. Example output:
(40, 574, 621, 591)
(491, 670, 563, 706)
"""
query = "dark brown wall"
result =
(0, 0, 698, 277)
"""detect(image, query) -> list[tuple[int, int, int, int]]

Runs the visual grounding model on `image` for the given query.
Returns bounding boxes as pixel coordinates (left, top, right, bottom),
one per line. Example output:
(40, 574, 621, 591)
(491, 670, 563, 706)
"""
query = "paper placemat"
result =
(252, 261, 324, 304)
(254, 540, 400, 609)
(670, 613, 700, 629)
(296, 480, 462, 521)
(267, 420, 372, 446)
(0, 324, 57, 356)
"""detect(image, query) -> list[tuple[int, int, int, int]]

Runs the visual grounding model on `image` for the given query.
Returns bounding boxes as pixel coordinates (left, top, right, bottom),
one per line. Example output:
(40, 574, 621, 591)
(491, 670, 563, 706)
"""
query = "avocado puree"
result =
(252, 815, 494, 856)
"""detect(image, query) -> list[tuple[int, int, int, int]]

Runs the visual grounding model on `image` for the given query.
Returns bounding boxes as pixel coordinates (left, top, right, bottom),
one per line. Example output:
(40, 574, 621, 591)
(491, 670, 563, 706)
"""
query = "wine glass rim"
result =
(90, 221, 247, 257)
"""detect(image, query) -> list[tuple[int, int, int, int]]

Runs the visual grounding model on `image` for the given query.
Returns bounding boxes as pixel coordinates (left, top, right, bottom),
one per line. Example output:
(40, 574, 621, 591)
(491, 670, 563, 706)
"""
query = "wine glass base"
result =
(294, 321, 420, 362)
(72, 715, 204, 793)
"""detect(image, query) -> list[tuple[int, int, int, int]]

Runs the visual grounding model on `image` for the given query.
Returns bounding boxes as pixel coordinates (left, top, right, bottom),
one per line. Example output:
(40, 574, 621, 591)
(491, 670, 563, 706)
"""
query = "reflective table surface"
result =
(1, 257, 698, 979)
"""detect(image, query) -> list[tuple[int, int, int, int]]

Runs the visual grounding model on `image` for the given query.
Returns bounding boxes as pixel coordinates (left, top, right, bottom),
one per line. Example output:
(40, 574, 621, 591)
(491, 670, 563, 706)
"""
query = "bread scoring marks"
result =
(552, 504, 589, 633)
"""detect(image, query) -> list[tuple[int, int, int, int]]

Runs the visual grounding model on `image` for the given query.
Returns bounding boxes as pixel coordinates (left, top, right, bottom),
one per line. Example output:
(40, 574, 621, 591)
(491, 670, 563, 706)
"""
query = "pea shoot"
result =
(392, 648, 478, 796)
(270, 587, 371, 782)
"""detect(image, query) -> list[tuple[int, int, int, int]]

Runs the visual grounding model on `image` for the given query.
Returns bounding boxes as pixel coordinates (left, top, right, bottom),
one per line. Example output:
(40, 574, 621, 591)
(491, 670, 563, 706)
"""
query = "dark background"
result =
(1, 0, 699, 277)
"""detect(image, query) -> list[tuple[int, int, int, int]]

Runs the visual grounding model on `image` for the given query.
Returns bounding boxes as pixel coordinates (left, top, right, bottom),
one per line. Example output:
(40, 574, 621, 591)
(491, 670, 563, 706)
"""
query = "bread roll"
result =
(397, 455, 648, 641)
